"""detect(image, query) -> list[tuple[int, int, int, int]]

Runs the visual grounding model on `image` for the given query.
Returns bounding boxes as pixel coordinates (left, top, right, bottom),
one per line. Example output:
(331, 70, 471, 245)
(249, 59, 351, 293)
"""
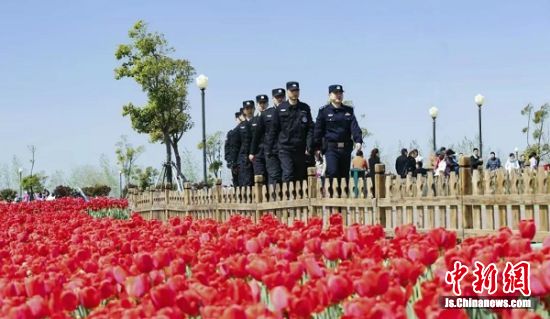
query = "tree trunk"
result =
(171, 139, 182, 180)
(164, 132, 173, 187)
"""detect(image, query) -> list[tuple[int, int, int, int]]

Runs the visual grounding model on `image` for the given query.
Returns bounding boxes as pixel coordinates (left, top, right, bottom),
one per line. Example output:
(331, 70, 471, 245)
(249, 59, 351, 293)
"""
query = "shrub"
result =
(82, 185, 112, 197)
(0, 189, 17, 202)
(53, 185, 76, 198)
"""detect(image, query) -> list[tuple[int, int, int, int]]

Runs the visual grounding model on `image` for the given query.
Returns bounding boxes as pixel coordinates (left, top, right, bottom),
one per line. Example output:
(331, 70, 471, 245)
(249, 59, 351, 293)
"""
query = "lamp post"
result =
(475, 94, 485, 157)
(429, 106, 439, 153)
(119, 170, 123, 198)
(196, 74, 209, 185)
(18, 168, 23, 199)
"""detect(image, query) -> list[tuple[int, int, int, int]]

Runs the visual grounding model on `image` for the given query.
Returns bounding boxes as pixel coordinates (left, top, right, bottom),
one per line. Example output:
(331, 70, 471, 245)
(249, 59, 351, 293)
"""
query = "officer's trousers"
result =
(279, 149, 307, 182)
(265, 154, 282, 185)
(253, 147, 267, 182)
(324, 147, 352, 197)
(238, 156, 253, 187)
(231, 165, 239, 187)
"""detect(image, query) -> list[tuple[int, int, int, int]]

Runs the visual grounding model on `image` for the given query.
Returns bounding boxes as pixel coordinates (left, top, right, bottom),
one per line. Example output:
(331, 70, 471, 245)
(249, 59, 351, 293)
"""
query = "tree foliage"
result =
(197, 131, 224, 179)
(21, 174, 46, 194)
(115, 135, 144, 188)
(115, 20, 195, 181)
(134, 166, 159, 191)
(521, 103, 550, 161)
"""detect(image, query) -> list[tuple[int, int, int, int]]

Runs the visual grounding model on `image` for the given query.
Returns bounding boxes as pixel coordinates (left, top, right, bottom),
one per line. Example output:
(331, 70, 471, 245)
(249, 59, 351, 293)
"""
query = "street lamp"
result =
(429, 106, 439, 152)
(18, 168, 23, 199)
(119, 170, 123, 198)
(196, 74, 209, 185)
(475, 94, 485, 157)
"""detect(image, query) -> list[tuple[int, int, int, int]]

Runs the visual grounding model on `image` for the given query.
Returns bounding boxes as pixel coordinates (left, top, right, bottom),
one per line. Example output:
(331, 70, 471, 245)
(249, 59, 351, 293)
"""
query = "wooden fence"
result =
(128, 157, 550, 242)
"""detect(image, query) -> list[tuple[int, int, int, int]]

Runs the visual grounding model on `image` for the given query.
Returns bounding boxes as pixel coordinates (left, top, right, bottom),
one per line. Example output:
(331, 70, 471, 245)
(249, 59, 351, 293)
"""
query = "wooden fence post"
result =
(374, 164, 386, 227)
(215, 179, 222, 222)
(183, 183, 191, 217)
(459, 156, 473, 235)
(149, 189, 155, 220)
(165, 188, 170, 221)
(254, 175, 264, 223)
(307, 167, 318, 218)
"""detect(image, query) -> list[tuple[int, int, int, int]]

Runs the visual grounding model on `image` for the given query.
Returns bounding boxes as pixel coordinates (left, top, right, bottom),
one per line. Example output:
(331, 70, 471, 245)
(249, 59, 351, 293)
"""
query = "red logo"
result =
(445, 261, 531, 296)
(502, 261, 531, 296)
(472, 261, 498, 295)
(445, 261, 469, 295)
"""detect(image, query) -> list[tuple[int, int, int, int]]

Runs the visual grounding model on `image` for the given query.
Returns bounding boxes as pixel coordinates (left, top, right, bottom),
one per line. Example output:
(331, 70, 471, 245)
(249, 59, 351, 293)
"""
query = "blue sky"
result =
(1, 0, 549, 176)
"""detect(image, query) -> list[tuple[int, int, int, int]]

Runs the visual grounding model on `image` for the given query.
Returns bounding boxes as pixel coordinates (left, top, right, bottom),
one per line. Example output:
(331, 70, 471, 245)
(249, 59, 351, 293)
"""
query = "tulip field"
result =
(0, 198, 549, 319)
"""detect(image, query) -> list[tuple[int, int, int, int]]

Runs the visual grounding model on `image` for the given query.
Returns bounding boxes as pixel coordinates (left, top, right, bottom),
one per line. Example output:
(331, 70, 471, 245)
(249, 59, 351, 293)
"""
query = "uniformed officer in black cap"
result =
(249, 89, 284, 185)
(272, 88, 286, 107)
(314, 84, 363, 181)
(249, 94, 269, 182)
(265, 82, 314, 183)
(230, 101, 255, 187)
(225, 110, 243, 187)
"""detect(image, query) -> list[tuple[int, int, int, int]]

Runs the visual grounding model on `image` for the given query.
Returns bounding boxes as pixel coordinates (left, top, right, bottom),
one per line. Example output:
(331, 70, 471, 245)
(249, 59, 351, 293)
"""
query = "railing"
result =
(128, 158, 550, 242)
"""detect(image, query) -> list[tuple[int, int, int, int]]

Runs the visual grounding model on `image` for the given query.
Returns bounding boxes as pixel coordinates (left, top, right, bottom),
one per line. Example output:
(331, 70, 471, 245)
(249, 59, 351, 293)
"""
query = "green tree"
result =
(115, 135, 145, 189)
(115, 20, 195, 185)
(521, 103, 550, 161)
(197, 131, 224, 180)
(134, 166, 160, 191)
(22, 174, 46, 194)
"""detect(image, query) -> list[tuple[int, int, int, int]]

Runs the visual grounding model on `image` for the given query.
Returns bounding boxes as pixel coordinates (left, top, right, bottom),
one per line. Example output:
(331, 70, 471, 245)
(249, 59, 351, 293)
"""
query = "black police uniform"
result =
(232, 101, 255, 187)
(226, 111, 243, 187)
(250, 95, 269, 182)
(314, 85, 363, 179)
(265, 82, 314, 183)
(250, 89, 284, 185)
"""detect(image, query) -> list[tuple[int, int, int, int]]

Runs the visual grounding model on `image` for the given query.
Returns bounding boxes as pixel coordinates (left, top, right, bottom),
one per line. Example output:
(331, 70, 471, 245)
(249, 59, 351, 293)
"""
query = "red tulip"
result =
(125, 274, 150, 298)
(519, 219, 536, 240)
(79, 286, 100, 309)
(151, 284, 176, 309)
(321, 240, 343, 261)
(26, 295, 48, 318)
(135, 252, 155, 273)
(176, 291, 200, 316)
(221, 305, 247, 319)
(246, 257, 270, 281)
(303, 257, 324, 279)
(99, 279, 115, 299)
(60, 290, 79, 311)
(305, 237, 322, 255)
(327, 274, 353, 303)
(245, 238, 261, 253)
(7, 304, 33, 319)
(270, 286, 290, 312)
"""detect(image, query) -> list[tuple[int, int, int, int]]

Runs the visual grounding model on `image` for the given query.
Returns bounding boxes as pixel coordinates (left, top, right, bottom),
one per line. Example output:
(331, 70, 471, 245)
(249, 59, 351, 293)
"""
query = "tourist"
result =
(368, 148, 380, 196)
(485, 152, 501, 171)
(434, 152, 446, 177)
(395, 148, 409, 178)
(504, 153, 520, 173)
(470, 148, 483, 170)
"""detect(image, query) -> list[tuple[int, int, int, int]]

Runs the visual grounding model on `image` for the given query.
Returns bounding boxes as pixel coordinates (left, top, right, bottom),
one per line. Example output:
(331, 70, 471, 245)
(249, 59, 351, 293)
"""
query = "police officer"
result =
(249, 94, 269, 183)
(314, 84, 363, 181)
(265, 82, 314, 183)
(225, 110, 243, 187)
(249, 89, 285, 185)
(231, 101, 255, 187)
